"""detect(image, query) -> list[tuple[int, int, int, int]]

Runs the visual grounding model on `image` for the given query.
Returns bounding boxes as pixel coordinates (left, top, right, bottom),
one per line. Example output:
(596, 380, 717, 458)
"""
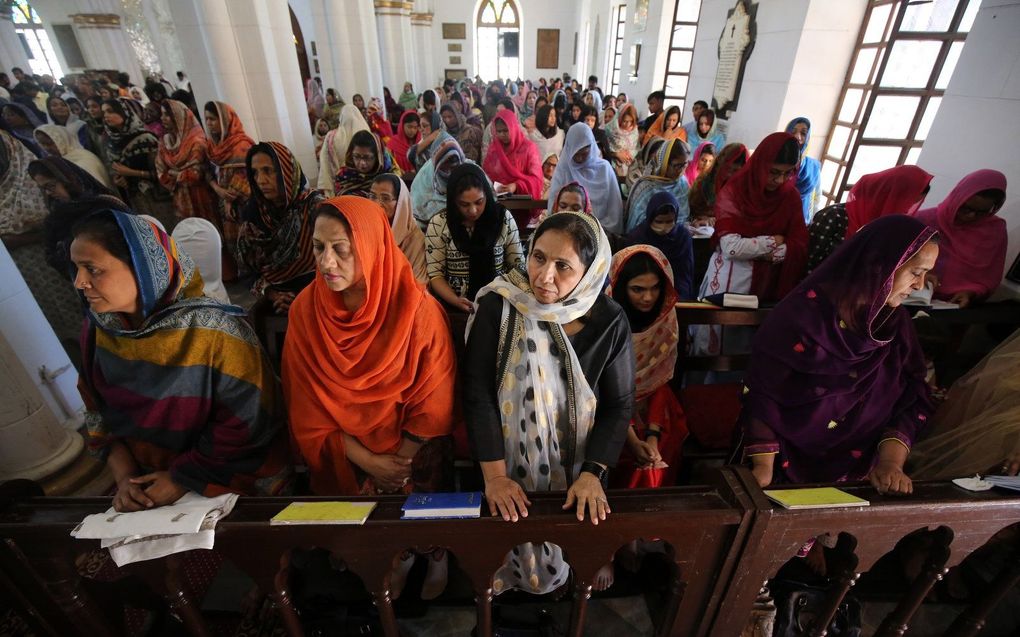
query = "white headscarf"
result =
(316, 104, 370, 195)
(172, 217, 231, 304)
(546, 123, 624, 234)
(34, 123, 113, 188)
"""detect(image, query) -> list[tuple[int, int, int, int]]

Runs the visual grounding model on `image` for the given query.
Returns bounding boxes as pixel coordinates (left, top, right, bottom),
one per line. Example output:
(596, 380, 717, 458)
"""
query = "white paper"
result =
(72, 492, 238, 539)
(952, 476, 994, 492)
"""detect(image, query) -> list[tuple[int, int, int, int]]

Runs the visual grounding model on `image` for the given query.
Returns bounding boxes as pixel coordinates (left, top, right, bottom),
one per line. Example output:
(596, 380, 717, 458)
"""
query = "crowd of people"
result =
(0, 64, 1015, 603)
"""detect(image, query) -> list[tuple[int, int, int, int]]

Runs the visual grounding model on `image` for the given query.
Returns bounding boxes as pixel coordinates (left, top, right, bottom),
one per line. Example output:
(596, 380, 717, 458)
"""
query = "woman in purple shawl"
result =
(741, 215, 937, 494)
(625, 190, 694, 299)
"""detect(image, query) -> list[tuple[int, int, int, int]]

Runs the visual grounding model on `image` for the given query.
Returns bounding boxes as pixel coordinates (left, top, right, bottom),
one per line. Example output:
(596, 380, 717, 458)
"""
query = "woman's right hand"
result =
(113, 476, 155, 512)
(629, 438, 662, 467)
(485, 475, 531, 522)
(771, 235, 785, 247)
(751, 458, 774, 488)
(367, 454, 413, 492)
(455, 297, 475, 314)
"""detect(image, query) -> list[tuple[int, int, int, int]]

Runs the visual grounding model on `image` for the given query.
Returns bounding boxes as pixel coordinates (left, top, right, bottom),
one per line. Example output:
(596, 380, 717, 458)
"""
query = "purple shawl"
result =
(742, 215, 935, 483)
(625, 190, 694, 299)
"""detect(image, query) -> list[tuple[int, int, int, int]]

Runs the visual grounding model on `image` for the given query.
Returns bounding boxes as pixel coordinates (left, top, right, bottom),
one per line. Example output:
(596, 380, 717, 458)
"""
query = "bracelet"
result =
(580, 460, 607, 482)
(645, 430, 661, 441)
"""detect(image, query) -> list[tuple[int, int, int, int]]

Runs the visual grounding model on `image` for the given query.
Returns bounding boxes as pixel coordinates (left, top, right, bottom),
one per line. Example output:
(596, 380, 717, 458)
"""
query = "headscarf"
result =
(689, 142, 748, 215)
(171, 217, 230, 303)
(608, 245, 680, 401)
(785, 116, 822, 221)
(317, 104, 370, 194)
(0, 130, 49, 236)
(156, 99, 207, 173)
(913, 169, 1008, 299)
(420, 89, 441, 113)
(34, 123, 112, 187)
(333, 130, 394, 197)
(375, 173, 427, 283)
(843, 165, 933, 237)
(625, 190, 695, 299)
(205, 100, 254, 167)
(742, 216, 936, 483)
(642, 106, 686, 146)
(305, 78, 325, 118)
(684, 141, 714, 188)
(1, 102, 44, 156)
(282, 196, 456, 495)
(605, 103, 639, 162)
(686, 109, 725, 151)
(626, 137, 691, 232)
(321, 91, 344, 129)
(239, 142, 322, 295)
(714, 132, 807, 299)
(387, 110, 420, 173)
(45, 95, 87, 141)
(546, 122, 624, 233)
(551, 181, 592, 213)
(399, 83, 418, 112)
(410, 137, 469, 229)
(482, 109, 543, 200)
(445, 162, 509, 298)
(103, 98, 159, 165)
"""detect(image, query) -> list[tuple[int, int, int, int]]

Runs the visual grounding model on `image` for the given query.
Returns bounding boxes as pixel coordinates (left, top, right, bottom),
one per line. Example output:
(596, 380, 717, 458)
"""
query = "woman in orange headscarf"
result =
(282, 195, 456, 496)
(155, 99, 220, 228)
(204, 100, 254, 270)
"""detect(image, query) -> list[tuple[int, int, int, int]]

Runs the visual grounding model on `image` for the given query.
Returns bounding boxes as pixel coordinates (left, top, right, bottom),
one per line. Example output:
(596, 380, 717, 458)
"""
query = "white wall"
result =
(915, 0, 1020, 298)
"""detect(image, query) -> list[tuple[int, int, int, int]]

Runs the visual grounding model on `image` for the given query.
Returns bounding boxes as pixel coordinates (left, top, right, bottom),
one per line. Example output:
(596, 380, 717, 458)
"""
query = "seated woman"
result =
(641, 105, 685, 146)
(72, 211, 290, 511)
(333, 130, 399, 197)
(463, 211, 634, 594)
(786, 117, 822, 222)
(387, 110, 420, 174)
(684, 142, 715, 188)
(741, 215, 937, 492)
(687, 142, 749, 220)
(625, 191, 694, 299)
(526, 105, 565, 167)
(685, 109, 726, 154)
(808, 165, 933, 272)
(608, 246, 687, 488)
(482, 109, 544, 228)
(1, 102, 44, 156)
(45, 95, 90, 150)
(282, 196, 455, 598)
(551, 181, 592, 214)
(317, 104, 370, 196)
(425, 163, 523, 313)
(408, 111, 450, 172)
(546, 122, 624, 233)
(238, 141, 323, 312)
(626, 138, 691, 232)
(410, 138, 469, 231)
(369, 173, 427, 282)
(912, 169, 1008, 308)
(605, 104, 640, 186)
(540, 152, 557, 199)
(34, 123, 113, 188)
(440, 103, 483, 164)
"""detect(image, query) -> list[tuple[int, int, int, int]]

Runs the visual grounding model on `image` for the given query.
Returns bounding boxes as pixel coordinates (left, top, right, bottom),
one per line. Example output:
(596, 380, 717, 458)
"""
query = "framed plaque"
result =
(712, 0, 757, 115)
(442, 22, 466, 39)
(450, 56, 462, 64)
(536, 28, 559, 69)
(448, 43, 462, 52)
(445, 69, 468, 81)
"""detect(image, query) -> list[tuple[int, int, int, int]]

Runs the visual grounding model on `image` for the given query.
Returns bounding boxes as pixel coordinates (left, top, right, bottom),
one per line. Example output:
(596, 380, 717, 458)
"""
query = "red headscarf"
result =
(206, 101, 254, 166)
(482, 109, 544, 199)
(282, 196, 456, 495)
(845, 165, 932, 238)
(387, 110, 420, 173)
(157, 99, 208, 169)
(714, 132, 807, 300)
(913, 169, 1008, 299)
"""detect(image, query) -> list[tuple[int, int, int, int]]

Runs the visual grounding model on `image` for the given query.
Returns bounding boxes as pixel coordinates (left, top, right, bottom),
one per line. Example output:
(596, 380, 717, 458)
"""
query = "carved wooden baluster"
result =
(475, 585, 494, 637)
(155, 554, 211, 637)
(269, 549, 304, 637)
(944, 537, 1020, 637)
(876, 526, 953, 637)
(807, 532, 860, 637)
(373, 587, 400, 637)
(568, 578, 592, 637)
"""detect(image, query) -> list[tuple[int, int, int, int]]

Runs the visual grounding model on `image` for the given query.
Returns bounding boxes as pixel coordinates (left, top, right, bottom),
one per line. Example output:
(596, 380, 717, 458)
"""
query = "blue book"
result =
(401, 492, 482, 519)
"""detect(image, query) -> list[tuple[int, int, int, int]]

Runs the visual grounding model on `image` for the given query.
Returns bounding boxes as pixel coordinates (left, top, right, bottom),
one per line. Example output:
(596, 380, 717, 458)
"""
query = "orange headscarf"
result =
(282, 196, 456, 494)
(641, 106, 687, 146)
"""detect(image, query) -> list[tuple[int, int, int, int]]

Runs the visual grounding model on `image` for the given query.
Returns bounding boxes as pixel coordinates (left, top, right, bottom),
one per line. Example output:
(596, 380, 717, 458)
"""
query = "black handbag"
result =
(770, 578, 863, 637)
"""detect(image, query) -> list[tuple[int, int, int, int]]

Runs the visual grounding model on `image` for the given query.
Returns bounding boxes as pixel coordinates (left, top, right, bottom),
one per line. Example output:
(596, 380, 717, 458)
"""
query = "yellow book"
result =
(763, 487, 870, 510)
(270, 501, 377, 525)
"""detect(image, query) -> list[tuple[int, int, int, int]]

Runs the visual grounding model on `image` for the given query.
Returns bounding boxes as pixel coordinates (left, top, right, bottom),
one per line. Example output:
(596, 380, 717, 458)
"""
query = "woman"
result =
(786, 117, 822, 223)
(425, 163, 523, 312)
(626, 138, 691, 232)
(365, 97, 393, 145)
(383, 87, 401, 124)
(34, 123, 112, 187)
(333, 130, 398, 198)
(541, 152, 558, 199)
(546, 122, 624, 234)
(317, 104, 370, 195)
(82, 97, 108, 163)
(686, 110, 726, 155)
(73, 211, 290, 510)
(369, 173, 427, 283)
(408, 112, 451, 172)
(483, 109, 544, 227)
(410, 138, 468, 230)
(912, 169, 1008, 307)
(625, 191, 694, 299)
(609, 245, 687, 487)
(101, 98, 160, 206)
(204, 100, 255, 271)
(387, 110, 420, 174)
(282, 195, 455, 495)
(808, 165, 933, 272)
(551, 181, 592, 214)
(526, 104, 565, 164)
(605, 103, 640, 183)
(641, 105, 685, 146)
(322, 88, 343, 129)
(684, 141, 715, 188)
(440, 103, 482, 164)
(45, 95, 89, 149)
(687, 142, 748, 220)
(313, 118, 329, 158)
(156, 99, 220, 229)
(1, 102, 43, 156)
(741, 215, 936, 492)
(238, 141, 323, 308)
(518, 90, 537, 125)
(581, 104, 611, 160)
(463, 211, 634, 594)
(306, 78, 325, 125)
(398, 82, 418, 113)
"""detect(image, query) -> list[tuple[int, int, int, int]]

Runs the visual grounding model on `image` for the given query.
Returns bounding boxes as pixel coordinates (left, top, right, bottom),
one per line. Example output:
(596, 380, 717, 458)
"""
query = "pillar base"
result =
(38, 445, 114, 496)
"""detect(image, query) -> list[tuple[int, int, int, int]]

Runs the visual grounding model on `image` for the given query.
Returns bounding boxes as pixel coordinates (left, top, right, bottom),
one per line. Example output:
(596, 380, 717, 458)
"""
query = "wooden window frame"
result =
(607, 4, 627, 95)
(661, 0, 703, 115)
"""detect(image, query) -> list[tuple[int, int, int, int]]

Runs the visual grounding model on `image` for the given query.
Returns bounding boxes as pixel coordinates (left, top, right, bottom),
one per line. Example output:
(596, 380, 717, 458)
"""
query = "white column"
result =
(375, 0, 415, 95)
(411, 10, 435, 90)
(0, 11, 31, 74)
(67, 12, 145, 87)
(315, 0, 384, 102)
(168, 0, 317, 181)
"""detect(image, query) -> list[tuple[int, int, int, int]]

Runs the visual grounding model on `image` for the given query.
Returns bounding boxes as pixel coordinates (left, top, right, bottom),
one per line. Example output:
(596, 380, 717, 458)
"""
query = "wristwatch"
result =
(580, 460, 608, 483)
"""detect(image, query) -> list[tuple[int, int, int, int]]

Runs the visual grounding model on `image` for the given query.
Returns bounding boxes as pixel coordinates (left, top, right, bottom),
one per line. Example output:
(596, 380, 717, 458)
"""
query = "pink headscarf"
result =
(685, 141, 714, 186)
(913, 169, 1008, 299)
(482, 109, 544, 199)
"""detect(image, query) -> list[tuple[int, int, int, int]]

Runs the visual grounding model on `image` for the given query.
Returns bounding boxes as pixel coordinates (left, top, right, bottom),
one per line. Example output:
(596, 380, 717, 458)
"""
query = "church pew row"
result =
(3, 468, 1020, 636)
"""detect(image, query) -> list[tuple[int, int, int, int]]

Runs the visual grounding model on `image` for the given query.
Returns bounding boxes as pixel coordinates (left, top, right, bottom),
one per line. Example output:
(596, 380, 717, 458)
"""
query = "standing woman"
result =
(625, 191, 694, 299)
(463, 211, 634, 595)
(34, 123, 113, 188)
(333, 130, 399, 198)
(399, 82, 418, 113)
(305, 78, 325, 127)
(912, 169, 1008, 307)
(546, 122, 624, 234)
(82, 97, 109, 163)
(204, 100, 255, 276)
(605, 103, 640, 185)
(317, 104, 370, 195)
(101, 98, 160, 208)
(321, 89, 343, 129)
(45, 95, 89, 150)
(483, 109, 544, 227)
(786, 117, 822, 223)
(155, 99, 220, 229)
(626, 138, 691, 232)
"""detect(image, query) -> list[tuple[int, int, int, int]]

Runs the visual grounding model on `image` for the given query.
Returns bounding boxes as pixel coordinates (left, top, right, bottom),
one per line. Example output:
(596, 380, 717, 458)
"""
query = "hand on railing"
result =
(129, 471, 187, 507)
(869, 440, 913, 495)
(484, 475, 531, 522)
(563, 472, 610, 526)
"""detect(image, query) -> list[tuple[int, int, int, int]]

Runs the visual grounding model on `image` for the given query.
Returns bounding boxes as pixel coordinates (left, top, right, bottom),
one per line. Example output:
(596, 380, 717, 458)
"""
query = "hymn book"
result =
(270, 501, 377, 525)
(401, 492, 482, 519)
(764, 487, 870, 510)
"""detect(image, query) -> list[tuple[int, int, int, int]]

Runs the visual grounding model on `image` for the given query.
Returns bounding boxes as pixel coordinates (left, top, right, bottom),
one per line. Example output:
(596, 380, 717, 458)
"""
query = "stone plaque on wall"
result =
(712, 0, 757, 116)
(442, 22, 466, 39)
(448, 43, 462, 52)
(536, 28, 559, 69)
(450, 56, 462, 64)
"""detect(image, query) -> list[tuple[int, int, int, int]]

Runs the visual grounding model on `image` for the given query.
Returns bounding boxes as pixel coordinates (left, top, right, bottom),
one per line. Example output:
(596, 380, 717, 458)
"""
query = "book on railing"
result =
(703, 293, 759, 309)
(401, 492, 482, 519)
(270, 501, 377, 525)
(675, 300, 721, 309)
(764, 487, 870, 510)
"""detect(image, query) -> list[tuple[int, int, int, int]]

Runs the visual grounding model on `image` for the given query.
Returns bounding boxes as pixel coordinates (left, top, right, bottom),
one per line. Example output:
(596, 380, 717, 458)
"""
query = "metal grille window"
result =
(819, 0, 980, 205)
(661, 0, 703, 113)
(607, 4, 626, 95)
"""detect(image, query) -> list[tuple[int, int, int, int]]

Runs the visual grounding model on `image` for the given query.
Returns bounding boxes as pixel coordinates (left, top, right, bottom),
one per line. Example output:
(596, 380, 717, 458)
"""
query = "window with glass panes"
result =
(12, 0, 64, 78)
(607, 5, 627, 95)
(477, 0, 521, 81)
(661, 0, 703, 113)
(819, 0, 980, 205)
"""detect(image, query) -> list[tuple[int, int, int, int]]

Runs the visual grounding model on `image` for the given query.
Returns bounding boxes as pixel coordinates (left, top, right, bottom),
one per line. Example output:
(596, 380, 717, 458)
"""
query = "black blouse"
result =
(463, 292, 635, 468)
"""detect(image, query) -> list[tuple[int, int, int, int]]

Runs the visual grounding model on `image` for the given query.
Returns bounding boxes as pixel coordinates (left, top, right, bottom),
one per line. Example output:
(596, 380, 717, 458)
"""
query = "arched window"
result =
(476, 0, 520, 81)
(11, 0, 63, 78)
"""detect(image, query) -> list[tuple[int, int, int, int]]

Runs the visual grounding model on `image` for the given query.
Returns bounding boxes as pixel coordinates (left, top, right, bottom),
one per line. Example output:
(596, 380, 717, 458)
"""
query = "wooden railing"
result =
(3, 469, 1020, 636)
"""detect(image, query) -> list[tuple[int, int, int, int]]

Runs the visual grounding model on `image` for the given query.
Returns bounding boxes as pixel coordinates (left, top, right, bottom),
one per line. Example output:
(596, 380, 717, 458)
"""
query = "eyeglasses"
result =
(366, 192, 396, 204)
(351, 153, 376, 163)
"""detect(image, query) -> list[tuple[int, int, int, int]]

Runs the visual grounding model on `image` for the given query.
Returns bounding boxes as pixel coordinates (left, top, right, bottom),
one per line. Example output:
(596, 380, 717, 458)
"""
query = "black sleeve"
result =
(462, 294, 505, 462)
(582, 301, 635, 467)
